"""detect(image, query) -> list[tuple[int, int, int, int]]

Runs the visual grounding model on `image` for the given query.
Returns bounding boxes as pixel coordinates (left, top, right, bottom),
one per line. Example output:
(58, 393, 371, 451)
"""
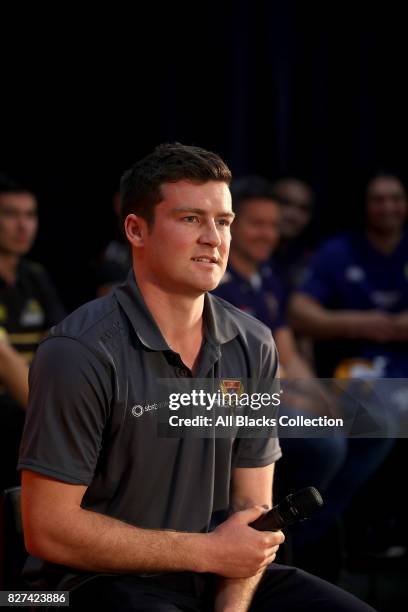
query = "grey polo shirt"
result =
(18, 270, 281, 536)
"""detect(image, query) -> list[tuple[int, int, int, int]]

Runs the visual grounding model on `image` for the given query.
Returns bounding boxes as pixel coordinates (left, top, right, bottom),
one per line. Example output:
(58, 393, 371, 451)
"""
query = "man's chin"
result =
(12, 241, 32, 253)
(2, 246, 30, 257)
(189, 277, 221, 294)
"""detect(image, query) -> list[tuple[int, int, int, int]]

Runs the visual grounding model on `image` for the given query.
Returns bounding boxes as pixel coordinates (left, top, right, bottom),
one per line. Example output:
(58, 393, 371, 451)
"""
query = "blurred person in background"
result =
(0, 174, 65, 491)
(272, 177, 315, 293)
(212, 176, 356, 579)
(289, 172, 408, 560)
(213, 176, 315, 382)
(272, 177, 317, 365)
(290, 172, 408, 378)
(92, 190, 131, 297)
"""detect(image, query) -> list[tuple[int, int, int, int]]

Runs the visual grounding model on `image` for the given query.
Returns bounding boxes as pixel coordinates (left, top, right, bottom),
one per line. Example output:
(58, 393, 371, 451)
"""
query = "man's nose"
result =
(18, 217, 30, 231)
(198, 220, 222, 246)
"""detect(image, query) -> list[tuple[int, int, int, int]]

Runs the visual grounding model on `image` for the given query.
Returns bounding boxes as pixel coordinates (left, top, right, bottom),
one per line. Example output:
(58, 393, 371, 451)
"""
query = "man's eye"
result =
(217, 219, 230, 226)
(183, 216, 199, 223)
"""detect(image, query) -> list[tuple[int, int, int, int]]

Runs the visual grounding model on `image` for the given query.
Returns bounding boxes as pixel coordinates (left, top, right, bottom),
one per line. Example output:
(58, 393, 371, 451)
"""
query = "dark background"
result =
(2, 2, 407, 311)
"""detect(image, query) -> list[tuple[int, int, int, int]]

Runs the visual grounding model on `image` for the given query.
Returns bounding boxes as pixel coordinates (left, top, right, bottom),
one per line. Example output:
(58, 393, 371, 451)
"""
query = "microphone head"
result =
(290, 487, 323, 519)
(278, 486, 324, 525)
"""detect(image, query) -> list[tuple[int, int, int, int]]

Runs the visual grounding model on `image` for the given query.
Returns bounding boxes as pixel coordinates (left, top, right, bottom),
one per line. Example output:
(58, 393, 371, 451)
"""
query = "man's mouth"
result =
(192, 256, 219, 264)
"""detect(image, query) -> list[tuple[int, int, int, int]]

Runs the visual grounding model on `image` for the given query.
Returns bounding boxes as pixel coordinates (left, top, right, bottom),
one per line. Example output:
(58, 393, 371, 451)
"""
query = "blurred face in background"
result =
(365, 176, 407, 235)
(273, 179, 313, 240)
(0, 192, 38, 256)
(231, 198, 281, 264)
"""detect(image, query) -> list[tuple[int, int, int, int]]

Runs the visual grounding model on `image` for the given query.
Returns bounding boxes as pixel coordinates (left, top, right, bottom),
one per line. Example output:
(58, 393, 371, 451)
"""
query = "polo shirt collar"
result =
(114, 270, 169, 350)
(114, 269, 239, 350)
(204, 292, 240, 345)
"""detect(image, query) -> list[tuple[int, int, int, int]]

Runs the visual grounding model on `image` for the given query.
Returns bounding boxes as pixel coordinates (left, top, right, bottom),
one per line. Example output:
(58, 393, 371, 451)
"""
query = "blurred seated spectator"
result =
(213, 176, 316, 382)
(289, 172, 408, 378)
(289, 172, 408, 563)
(92, 191, 130, 297)
(0, 174, 65, 490)
(272, 177, 315, 293)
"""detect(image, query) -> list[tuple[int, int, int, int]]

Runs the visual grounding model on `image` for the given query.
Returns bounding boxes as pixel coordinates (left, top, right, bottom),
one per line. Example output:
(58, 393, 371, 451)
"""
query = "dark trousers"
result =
(67, 565, 377, 611)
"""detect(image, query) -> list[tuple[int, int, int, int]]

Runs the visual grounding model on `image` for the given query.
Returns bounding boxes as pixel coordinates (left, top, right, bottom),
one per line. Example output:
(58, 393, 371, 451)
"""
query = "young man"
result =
(18, 145, 375, 611)
(0, 175, 65, 490)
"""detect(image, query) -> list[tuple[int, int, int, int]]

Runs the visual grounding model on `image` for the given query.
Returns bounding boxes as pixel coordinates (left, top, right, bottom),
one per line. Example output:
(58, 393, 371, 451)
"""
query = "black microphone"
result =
(249, 487, 323, 531)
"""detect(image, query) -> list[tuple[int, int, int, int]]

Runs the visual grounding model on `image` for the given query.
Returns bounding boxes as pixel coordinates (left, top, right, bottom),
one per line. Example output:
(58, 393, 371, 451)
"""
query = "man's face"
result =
(275, 182, 313, 239)
(231, 199, 281, 264)
(0, 192, 38, 256)
(137, 180, 233, 295)
(365, 177, 407, 234)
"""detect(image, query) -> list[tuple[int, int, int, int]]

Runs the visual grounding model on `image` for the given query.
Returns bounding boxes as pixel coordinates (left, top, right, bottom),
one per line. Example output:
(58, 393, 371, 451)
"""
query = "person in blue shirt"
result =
(290, 173, 408, 379)
(290, 172, 407, 560)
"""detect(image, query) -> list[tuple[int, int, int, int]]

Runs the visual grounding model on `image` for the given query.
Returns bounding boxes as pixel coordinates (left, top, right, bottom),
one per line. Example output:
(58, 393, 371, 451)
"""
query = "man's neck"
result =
(133, 268, 205, 371)
(0, 254, 20, 285)
(228, 250, 258, 280)
(365, 228, 403, 255)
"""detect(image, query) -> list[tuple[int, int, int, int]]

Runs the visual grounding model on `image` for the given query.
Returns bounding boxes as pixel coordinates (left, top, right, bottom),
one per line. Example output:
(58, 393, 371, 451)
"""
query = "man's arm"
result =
(214, 464, 284, 612)
(22, 469, 281, 579)
(274, 326, 338, 416)
(0, 332, 29, 407)
(289, 293, 395, 342)
(392, 310, 408, 341)
(274, 326, 314, 379)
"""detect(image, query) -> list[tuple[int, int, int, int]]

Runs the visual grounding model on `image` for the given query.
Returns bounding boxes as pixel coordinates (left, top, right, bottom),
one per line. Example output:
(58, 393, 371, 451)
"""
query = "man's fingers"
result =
(236, 504, 268, 524)
(261, 530, 285, 547)
(261, 552, 277, 568)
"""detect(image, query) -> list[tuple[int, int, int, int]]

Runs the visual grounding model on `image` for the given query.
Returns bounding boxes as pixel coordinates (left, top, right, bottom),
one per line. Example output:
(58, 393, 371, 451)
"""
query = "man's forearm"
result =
(0, 339, 29, 407)
(215, 465, 275, 612)
(215, 573, 264, 612)
(290, 295, 370, 339)
(292, 306, 363, 339)
(26, 505, 211, 575)
(393, 311, 408, 341)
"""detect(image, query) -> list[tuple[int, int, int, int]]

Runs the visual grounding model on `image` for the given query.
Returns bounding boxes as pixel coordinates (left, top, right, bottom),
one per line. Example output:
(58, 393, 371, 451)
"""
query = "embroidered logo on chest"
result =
(20, 299, 45, 326)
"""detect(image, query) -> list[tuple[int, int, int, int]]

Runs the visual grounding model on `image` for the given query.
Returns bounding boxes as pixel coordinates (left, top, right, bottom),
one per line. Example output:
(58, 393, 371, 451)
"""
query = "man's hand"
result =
(208, 506, 284, 578)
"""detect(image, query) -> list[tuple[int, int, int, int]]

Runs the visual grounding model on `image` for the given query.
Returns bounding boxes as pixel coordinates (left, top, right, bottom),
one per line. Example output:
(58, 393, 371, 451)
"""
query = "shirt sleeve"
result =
(17, 336, 112, 485)
(233, 329, 282, 468)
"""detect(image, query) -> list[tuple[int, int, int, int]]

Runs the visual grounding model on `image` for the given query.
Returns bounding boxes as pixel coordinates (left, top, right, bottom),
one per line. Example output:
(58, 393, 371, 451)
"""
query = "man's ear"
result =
(124, 214, 146, 247)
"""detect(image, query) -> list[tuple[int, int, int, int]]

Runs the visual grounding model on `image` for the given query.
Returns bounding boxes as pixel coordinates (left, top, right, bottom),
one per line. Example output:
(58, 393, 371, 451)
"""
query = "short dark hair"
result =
(230, 175, 278, 216)
(120, 143, 232, 226)
(365, 171, 407, 197)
